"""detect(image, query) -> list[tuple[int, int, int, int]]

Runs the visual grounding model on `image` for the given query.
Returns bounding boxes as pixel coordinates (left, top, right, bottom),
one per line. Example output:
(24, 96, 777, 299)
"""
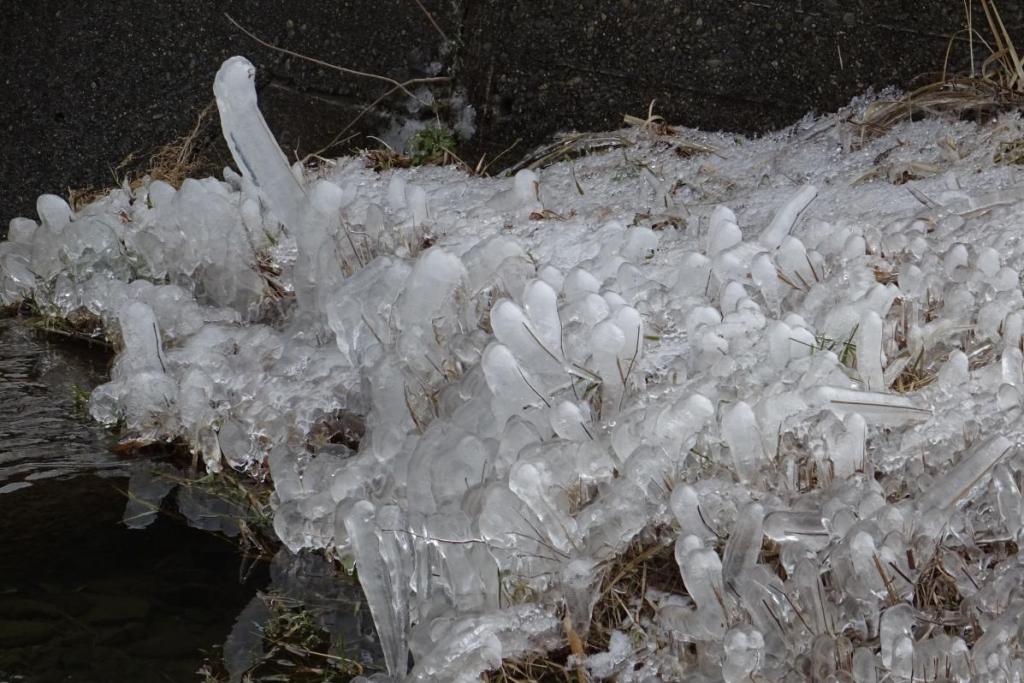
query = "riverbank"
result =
(0, 312, 380, 681)
(6, 61, 1024, 678)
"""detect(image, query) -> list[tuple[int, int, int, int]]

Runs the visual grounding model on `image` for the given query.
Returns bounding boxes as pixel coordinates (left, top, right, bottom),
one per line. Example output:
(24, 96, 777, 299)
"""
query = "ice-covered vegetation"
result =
(5, 54, 1024, 681)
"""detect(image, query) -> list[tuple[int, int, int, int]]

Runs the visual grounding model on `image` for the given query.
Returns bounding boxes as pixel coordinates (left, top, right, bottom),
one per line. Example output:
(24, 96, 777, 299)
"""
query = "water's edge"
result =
(0, 316, 267, 682)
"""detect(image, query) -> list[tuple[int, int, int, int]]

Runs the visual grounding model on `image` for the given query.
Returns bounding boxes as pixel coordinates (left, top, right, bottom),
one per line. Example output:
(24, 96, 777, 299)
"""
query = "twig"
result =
(873, 552, 900, 606)
(303, 74, 450, 163)
(226, 13, 424, 101)
(224, 13, 450, 163)
(517, 366, 552, 408)
(477, 137, 522, 177)
(411, 0, 450, 43)
(152, 322, 166, 373)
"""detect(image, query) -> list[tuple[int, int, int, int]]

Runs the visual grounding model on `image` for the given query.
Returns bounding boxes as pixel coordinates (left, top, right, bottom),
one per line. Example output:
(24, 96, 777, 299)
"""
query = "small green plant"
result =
(70, 384, 91, 416)
(785, 327, 859, 370)
(814, 328, 858, 369)
(408, 125, 457, 165)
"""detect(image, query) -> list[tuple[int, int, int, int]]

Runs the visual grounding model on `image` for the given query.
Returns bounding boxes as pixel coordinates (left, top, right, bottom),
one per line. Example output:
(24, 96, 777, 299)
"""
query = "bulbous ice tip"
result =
(36, 194, 73, 230)
(514, 169, 539, 201)
(213, 55, 258, 105)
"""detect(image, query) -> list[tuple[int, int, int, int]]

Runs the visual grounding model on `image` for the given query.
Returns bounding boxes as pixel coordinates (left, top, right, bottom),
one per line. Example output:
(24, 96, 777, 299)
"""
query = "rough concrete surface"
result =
(2, 1, 1021, 222)
(0, 0, 460, 222)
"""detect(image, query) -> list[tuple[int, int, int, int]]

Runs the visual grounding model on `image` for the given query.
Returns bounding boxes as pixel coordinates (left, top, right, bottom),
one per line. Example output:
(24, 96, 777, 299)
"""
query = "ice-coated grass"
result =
(9, 54, 1024, 681)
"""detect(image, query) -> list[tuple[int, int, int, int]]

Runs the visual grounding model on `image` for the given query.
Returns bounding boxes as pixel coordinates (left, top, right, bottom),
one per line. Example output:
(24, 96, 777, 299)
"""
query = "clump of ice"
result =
(8, 55, 1024, 681)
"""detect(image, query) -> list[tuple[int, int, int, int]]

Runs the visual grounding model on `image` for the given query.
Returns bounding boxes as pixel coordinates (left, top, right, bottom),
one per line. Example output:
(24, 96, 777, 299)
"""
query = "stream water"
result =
(0, 317, 268, 682)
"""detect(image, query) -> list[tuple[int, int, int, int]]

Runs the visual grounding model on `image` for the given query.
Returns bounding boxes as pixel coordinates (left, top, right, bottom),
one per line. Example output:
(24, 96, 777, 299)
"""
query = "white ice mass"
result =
(8, 55, 1024, 680)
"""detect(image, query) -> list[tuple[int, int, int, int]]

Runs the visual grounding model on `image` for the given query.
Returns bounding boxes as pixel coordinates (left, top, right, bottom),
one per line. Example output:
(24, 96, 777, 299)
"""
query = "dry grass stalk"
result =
(67, 185, 111, 212)
(851, 78, 1021, 146)
(67, 101, 217, 210)
(140, 101, 218, 188)
(624, 99, 678, 136)
(976, 0, 1024, 90)
(562, 613, 588, 683)
(890, 350, 938, 394)
(873, 266, 899, 285)
(25, 303, 109, 348)
(484, 649, 576, 683)
(510, 132, 631, 173)
(850, 1, 1024, 146)
(913, 548, 965, 637)
(994, 136, 1024, 164)
(365, 147, 414, 172)
(797, 454, 825, 492)
(223, 14, 451, 165)
(484, 533, 685, 682)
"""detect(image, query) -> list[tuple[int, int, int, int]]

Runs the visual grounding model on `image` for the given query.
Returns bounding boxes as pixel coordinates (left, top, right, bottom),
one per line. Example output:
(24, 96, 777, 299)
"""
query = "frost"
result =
(9, 55, 1024, 680)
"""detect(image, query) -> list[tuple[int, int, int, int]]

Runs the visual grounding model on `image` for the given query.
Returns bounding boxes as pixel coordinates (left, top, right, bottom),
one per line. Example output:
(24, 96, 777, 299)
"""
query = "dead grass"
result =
(67, 101, 219, 211)
(912, 549, 964, 619)
(890, 349, 939, 394)
(484, 531, 685, 683)
(364, 147, 415, 172)
(885, 299, 940, 394)
(591, 536, 683, 644)
(484, 648, 577, 683)
(509, 132, 631, 174)
(198, 592, 369, 682)
(994, 135, 1024, 163)
(140, 101, 219, 188)
(67, 184, 112, 212)
(849, 78, 1020, 146)
(848, 0, 1024, 147)
(7, 297, 112, 348)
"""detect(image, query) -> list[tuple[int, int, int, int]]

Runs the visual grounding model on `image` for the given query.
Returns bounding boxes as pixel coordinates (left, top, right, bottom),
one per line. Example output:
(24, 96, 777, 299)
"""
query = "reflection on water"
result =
(0, 316, 380, 682)
(0, 318, 122, 492)
(0, 316, 268, 682)
(0, 475, 268, 682)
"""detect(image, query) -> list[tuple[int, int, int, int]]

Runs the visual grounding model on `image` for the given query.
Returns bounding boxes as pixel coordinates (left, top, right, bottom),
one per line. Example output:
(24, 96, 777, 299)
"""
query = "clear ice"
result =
(8, 55, 1024, 681)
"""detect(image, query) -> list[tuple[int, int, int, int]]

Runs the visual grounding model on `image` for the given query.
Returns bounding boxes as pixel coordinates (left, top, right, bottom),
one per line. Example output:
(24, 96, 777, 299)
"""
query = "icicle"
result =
(751, 252, 782, 314)
(917, 435, 1013, 513)
(675, 535, 726, 637)
(670, 483, 707, 541)
(341, 500, 409, 678)
(805, 386, 930, 425)
(481, 343, 547, 415)
(759, 185, 817, 250)
(708, 205, 742, 256)
(721, 401, 767, 483)
(763, 509, 829, 549)
(523, 279, 562, 355)
(856, 310, 885, 391)
(550, 400, 591, 441)
(721, 502, 764, 589)
(831, 412, 867, 479)
(213, 56, 305, 230)
(852, 647, 877, 683)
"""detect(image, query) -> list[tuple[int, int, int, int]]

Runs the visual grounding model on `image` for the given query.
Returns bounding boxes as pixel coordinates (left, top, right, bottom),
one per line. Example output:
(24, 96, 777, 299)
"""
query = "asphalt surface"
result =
(2, 1, 1021, 224)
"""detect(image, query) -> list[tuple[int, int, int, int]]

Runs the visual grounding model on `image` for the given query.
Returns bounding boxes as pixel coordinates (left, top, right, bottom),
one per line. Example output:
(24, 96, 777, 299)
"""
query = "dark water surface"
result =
(0, 317, 268, 682)
(0, 319, 120, 491)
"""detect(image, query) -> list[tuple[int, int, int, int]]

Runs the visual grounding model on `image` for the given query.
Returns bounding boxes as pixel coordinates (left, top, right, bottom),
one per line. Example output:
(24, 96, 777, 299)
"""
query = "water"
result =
(0, 318, 122, 492)
(0, 315, 268, 682)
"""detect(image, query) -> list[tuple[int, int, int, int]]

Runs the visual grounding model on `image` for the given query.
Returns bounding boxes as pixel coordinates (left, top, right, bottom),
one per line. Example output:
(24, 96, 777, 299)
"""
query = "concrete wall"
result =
(2, 1, 1021, 221)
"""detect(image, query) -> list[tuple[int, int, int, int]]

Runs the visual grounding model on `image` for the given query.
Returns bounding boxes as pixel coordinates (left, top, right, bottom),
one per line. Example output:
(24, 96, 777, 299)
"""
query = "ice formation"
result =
(8, 55, 1024, 680)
